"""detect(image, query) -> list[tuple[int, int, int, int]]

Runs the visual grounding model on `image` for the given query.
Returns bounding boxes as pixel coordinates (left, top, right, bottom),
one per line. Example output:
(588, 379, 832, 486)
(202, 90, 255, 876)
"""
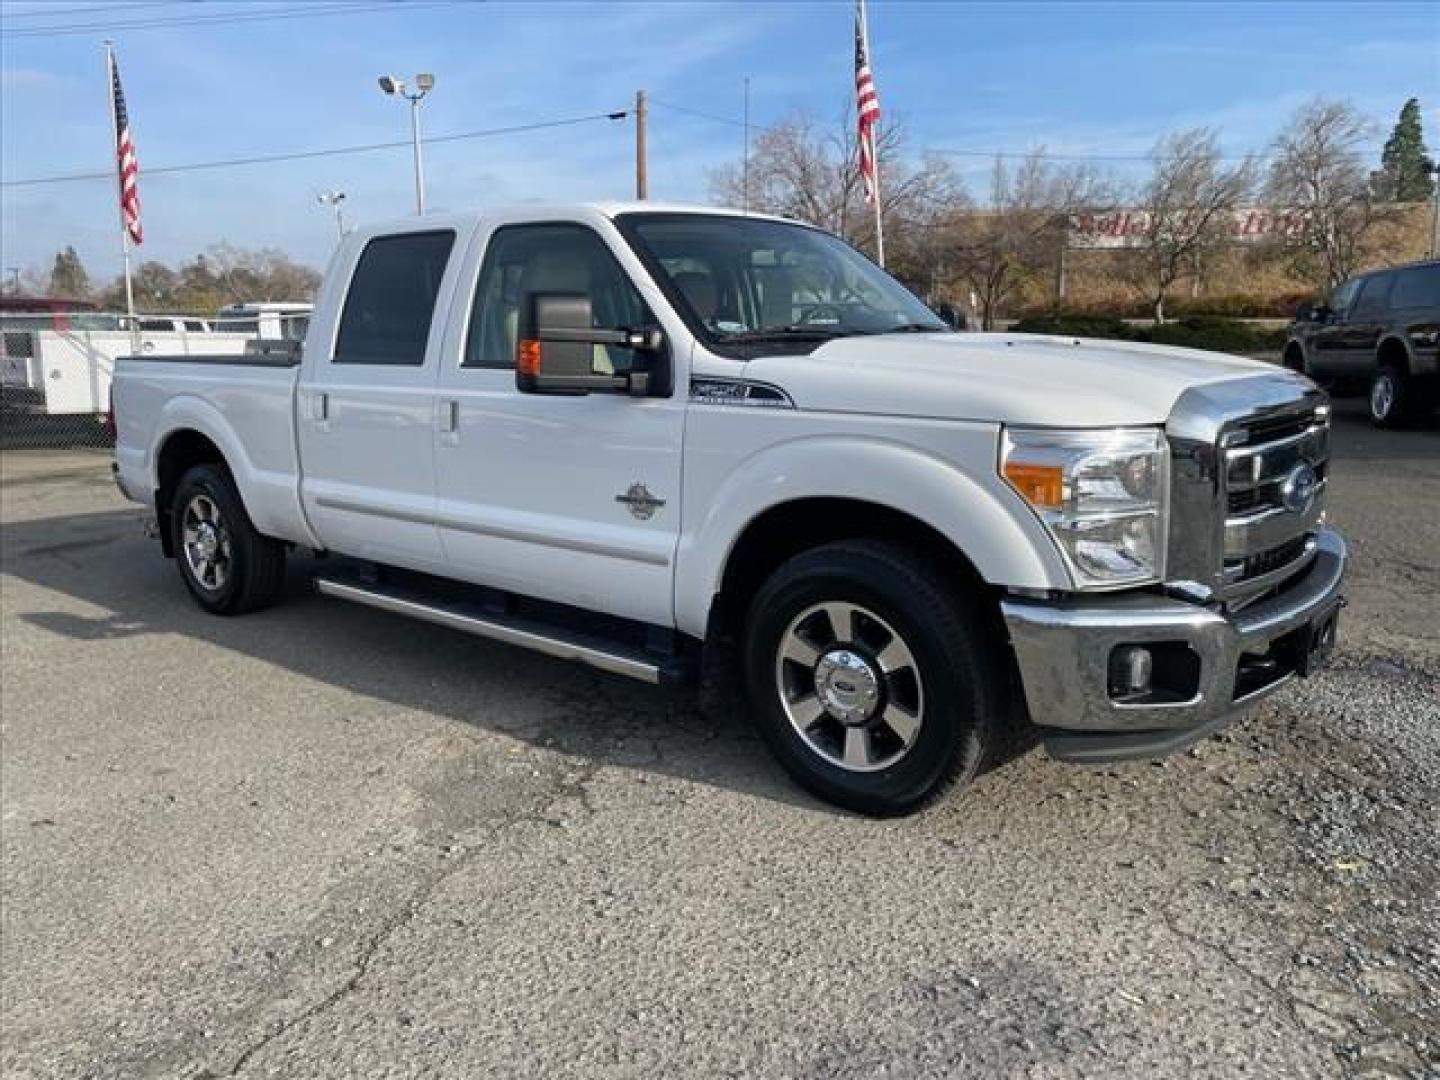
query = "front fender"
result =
(673, 432, 1070, 637)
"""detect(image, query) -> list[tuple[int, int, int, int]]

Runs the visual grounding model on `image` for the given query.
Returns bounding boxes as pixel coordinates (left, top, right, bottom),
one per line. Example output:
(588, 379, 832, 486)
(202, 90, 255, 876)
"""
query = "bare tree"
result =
(1267, 99, 1389, 290)
(708, 107, 968, 271)
(1126, 128, 1256, 323)
(947, 151, 1115, 329)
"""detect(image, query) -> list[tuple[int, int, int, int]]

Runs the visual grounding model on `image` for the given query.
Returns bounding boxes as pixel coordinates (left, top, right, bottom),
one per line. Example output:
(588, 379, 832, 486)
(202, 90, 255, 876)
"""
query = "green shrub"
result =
(1139, 316, 1268, 353)
(1010, 313, 1283, 354)
(1008, 313, 1137, 340)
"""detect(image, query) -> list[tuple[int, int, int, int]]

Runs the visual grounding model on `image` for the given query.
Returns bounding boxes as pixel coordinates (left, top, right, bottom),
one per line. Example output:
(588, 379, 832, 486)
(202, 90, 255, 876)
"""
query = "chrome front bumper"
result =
(1001, 529, 1347, 763)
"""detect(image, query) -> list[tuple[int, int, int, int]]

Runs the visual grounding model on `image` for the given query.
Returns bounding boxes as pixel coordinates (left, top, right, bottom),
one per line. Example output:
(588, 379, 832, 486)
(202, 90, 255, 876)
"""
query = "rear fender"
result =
(151, 395, 320, 548)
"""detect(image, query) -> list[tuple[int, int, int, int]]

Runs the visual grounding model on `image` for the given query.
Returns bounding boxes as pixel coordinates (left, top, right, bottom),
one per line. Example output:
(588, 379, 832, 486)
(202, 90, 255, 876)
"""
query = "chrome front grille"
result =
(1219, 403, 1329, 599)
(1166, 373, 1331, 607)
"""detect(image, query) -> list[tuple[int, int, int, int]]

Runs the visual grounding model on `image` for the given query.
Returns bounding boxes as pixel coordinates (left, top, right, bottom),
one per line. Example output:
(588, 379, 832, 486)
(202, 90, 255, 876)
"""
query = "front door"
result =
(297, 229, 459, 572)
(1308, 276, 1359, 382)
(433, 221, 684, 627)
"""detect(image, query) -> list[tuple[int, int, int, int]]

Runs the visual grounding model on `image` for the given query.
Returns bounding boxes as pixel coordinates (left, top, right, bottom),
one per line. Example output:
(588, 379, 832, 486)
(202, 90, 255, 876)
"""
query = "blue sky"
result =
(2, 0, 1437, 284)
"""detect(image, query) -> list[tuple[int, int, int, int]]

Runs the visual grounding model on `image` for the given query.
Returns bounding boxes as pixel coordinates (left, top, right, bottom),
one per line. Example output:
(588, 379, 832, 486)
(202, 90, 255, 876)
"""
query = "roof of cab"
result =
(356, 201, 795, 238)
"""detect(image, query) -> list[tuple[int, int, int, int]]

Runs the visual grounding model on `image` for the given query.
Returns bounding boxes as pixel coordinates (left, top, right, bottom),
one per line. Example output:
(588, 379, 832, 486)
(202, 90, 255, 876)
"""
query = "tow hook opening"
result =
(1107, 642, 1202, 705)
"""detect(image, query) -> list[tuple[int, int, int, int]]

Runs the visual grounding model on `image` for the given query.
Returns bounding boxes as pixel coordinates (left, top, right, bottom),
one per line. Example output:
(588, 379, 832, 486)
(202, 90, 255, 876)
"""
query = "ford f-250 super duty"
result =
(112, 203, 1346, 815)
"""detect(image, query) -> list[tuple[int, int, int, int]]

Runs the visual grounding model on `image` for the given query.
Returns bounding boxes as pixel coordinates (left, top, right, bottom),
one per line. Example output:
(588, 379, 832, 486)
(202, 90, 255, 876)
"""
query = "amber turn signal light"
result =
(1003, 462, 1064, 509)
(517, 339, 542, 376)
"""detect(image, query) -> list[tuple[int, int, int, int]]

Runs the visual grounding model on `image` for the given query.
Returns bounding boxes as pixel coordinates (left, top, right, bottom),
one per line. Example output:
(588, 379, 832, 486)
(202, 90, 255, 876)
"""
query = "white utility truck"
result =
(113, 204, 1346, 814)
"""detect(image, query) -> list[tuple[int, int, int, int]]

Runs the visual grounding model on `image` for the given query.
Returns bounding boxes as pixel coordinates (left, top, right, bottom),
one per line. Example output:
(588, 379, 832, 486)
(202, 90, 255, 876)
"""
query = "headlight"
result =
(1000, 426, 1168, 589)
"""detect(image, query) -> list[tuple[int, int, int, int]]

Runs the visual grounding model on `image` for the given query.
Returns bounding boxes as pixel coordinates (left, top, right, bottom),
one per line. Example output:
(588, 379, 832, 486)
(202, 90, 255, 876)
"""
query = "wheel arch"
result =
(1377, 335, 1413, 373)
(154, 428, 228, 556)
(708, 497, 999, 641)
(675, 435, 1070, 641)
(1282, 339, 1306, 372)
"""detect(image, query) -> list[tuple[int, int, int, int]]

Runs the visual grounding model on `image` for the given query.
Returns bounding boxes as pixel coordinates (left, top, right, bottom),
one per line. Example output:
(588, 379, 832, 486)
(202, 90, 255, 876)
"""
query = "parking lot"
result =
(1, 400, 1436, 1079)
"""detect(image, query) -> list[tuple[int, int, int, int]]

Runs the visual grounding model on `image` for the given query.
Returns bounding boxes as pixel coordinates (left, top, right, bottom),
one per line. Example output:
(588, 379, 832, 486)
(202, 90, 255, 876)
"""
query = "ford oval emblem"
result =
(1280, 462, 1319, 514)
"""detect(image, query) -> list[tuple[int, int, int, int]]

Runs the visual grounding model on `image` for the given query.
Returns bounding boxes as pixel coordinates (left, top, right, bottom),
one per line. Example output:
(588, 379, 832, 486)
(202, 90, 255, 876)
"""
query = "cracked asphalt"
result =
(2, 398, 1436, 1079)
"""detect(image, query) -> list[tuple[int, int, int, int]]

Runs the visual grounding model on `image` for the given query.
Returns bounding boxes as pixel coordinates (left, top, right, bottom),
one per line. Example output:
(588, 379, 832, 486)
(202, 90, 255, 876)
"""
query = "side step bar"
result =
(315, 575, 665, 684)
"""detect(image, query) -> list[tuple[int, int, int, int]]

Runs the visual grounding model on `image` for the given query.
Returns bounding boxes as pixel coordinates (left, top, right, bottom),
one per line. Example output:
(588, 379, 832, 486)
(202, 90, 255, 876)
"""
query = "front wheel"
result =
(171, 464, 286, 615)
(742, 540, 1008, 816)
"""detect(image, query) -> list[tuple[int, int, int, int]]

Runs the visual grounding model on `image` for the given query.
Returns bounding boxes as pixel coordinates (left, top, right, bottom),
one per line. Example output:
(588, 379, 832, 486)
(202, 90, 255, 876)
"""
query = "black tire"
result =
(1369, 362, 1417, 429)
(742, 540, 1008, 816)
(170, 463, 286, 615)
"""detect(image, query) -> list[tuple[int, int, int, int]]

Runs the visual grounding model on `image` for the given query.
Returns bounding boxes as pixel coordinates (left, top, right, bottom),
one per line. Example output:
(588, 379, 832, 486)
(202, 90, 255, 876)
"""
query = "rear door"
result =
(296, 228, 460, 572)
(1342, 271, 1394, 376)
(432, 218, 685, 627)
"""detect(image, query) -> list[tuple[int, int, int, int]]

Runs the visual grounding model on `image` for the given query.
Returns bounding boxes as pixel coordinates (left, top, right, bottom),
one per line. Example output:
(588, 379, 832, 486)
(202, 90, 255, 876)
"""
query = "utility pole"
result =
(742, 76, 751, 213)
(635, 89, 648, 201)
(1426, 159, 1439, 259)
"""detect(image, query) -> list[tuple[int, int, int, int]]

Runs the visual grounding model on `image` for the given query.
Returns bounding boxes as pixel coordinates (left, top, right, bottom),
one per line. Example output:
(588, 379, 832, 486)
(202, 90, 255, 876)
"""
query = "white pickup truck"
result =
(113, 203, 1346, 815)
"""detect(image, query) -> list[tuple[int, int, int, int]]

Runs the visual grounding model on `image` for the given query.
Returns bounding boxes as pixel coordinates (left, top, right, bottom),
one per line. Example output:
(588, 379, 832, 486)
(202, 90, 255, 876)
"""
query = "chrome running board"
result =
(315, 575, 662, 684)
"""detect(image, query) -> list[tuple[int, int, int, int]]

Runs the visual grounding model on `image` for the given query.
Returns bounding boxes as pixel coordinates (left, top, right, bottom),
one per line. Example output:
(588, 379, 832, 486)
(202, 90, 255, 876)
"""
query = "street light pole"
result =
(378, 72, 435, 215)
(410, 94, 426, 216)
(318, 190, 347, 241)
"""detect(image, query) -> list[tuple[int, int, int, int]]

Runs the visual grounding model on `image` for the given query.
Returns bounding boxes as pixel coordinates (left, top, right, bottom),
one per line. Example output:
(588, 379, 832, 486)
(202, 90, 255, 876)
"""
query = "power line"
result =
(1, 109, 630, 187)
(650, 96, 1380, 166)
(0, 2, 184, 21)
(649, 97, 748, 130)
(0, 0, 458, 38)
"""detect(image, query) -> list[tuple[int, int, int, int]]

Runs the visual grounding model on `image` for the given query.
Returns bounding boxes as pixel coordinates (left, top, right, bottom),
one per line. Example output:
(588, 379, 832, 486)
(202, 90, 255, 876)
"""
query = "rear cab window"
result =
(335, 230, 456, 365)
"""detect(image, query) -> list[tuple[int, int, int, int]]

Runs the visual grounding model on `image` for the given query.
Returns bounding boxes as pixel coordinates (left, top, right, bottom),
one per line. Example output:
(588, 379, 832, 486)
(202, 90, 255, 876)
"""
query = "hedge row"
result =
(1008, 314, 1287, 354)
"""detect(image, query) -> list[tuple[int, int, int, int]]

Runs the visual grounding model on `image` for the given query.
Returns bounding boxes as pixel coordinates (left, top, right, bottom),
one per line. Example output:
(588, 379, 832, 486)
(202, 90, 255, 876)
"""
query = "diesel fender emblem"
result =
(616, 483, 666, 521)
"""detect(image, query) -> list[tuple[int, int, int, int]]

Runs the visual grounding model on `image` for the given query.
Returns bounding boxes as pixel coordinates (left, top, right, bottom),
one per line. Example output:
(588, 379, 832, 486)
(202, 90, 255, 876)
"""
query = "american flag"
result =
(109, 49, 142, 245)
(854, 0, 881, 206)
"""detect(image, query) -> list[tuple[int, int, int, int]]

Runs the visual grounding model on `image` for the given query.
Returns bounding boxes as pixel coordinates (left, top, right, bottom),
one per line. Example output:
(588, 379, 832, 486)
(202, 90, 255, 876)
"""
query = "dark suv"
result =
(1284, 260, 1439, 427)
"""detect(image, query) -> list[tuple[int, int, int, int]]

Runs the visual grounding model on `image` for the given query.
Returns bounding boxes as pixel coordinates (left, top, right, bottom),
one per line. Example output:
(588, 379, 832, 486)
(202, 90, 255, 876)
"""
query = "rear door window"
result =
(1390, 264, 1440, 309)
(335, 230, 456, 365)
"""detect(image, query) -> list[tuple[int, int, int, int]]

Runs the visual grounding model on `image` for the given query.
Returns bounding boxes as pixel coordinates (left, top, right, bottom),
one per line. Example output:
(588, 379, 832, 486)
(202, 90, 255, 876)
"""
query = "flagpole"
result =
(104, 41, 138, 349)
(857, 0, 885, 267)
(870, 132, 885, 268)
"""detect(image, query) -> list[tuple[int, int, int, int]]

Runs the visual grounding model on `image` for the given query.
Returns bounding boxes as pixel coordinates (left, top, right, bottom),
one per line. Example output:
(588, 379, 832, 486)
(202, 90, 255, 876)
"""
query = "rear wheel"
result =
(742, 540, 1006, 816)
(171, 464, 286, 615)
(1369, 363, 1417, 428)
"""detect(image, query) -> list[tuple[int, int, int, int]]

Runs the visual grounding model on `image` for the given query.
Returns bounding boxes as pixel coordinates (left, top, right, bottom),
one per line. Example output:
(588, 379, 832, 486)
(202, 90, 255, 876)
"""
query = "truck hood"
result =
(738, 332, 1289, 427)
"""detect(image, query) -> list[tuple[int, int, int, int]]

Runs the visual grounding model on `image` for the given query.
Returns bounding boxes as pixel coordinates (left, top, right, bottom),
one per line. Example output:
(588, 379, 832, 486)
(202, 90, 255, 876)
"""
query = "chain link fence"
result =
(2, 327, 115, 450)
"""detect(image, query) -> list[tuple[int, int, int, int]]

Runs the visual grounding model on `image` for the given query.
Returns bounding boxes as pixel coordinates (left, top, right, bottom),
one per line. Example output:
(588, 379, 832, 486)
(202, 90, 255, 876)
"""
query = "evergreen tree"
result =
(48, 245, 92, 297)
(1370, 98, 1434, 202)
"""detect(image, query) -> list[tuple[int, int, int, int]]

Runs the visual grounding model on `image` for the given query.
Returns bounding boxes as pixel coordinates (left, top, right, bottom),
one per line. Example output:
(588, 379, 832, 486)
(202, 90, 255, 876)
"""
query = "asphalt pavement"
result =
(1, 398, 1436, 1079)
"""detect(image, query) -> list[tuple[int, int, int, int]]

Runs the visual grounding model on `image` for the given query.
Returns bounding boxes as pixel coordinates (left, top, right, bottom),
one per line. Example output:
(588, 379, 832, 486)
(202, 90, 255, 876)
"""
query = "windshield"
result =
(616, 213, 946, 350)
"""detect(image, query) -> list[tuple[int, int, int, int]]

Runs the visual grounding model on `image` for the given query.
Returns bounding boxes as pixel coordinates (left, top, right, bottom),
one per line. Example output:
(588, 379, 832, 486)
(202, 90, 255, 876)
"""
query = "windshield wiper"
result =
(887, 322, 948, 333)
(721, 325, 853, 343)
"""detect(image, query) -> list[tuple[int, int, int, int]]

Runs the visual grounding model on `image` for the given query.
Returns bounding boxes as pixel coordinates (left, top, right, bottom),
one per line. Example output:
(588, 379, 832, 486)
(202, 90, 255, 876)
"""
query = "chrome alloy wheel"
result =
(1370, 371, 1396, 422)
(181, 493, 232, 593)
(774, 601, 925, 772)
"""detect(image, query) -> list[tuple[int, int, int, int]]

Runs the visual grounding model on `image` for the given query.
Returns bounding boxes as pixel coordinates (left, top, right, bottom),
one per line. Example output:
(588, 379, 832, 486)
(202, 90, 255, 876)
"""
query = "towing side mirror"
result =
(515, 292, 663, 397)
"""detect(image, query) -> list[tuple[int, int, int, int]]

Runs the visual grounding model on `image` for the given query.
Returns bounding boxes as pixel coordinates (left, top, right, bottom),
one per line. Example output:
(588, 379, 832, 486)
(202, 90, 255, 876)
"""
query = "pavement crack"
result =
(202, 762, 594, 1079)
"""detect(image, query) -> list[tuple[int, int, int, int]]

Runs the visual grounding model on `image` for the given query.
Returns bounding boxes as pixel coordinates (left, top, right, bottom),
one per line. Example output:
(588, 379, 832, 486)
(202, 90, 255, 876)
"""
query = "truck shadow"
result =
(4, 508, 1028, 817)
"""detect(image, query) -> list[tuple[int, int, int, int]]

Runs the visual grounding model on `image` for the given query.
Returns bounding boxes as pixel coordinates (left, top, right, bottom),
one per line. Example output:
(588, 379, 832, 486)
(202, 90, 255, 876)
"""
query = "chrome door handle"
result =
(314, 392, 328, 421)
(440, 399, 458, 433)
